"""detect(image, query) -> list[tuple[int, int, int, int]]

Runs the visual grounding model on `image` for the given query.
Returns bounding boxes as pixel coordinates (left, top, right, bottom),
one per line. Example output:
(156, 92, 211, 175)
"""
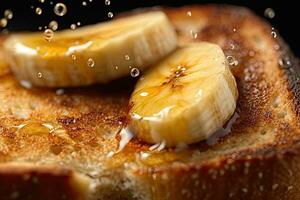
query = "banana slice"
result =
(3, 12, 177, 87)
(128, 42, 238, 146)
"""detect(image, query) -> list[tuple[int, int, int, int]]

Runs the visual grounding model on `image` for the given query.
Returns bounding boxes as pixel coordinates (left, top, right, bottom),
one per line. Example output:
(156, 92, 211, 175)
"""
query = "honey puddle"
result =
(13, 120, 74, 144)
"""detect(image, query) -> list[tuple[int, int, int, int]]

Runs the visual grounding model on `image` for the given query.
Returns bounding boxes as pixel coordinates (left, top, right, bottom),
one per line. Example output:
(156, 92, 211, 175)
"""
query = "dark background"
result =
(1, 0, 299, 56)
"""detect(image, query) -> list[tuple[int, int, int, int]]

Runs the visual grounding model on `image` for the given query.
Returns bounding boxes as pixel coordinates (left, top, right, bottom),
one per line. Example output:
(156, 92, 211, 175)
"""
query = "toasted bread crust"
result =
(0, 4, 300, 200)
(0, 163, 90, 200)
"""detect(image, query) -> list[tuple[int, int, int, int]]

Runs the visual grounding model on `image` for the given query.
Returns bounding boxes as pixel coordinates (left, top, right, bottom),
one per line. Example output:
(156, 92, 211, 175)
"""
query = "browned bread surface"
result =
(0, 4, 300, 200)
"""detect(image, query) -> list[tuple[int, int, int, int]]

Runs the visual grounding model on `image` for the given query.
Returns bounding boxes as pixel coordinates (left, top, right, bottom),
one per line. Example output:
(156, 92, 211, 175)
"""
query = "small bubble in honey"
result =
(0, 18, 7, 28)
(130, 68, 140, 77)
(87, 58, 95, 67)
(35, 7, 43, 15)
(49, 20, 58, 31)
(71, 54, 77, 60)
(105, 0, 111, 5)
(44, 28, 54, 42)
(264, 8, 275, 19)
(70, 23, 77, 30)
(4, 9, 13, 20)
(54, 3, 67, 16)
(226, 55, 238, 67)
(124, 54, 130, 60)
(37, 72, 43, 78)
(107, 12, 114, 18)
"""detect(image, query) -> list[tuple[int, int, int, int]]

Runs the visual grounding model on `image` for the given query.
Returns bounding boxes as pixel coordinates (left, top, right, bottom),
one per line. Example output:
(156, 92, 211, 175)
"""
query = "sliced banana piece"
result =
(3, 12, 177, 87)
(128, 42, 238, 147)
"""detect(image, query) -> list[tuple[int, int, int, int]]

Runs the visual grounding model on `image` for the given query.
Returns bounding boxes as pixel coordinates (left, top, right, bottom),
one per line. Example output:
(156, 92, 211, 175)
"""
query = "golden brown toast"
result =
(0, 5, 300, 200)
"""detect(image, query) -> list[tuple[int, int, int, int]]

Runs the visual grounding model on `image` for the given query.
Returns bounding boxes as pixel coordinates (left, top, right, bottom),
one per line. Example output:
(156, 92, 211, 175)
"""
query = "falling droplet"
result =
(87, 58, 95, 67)
(38, 26, 42, 30)
(107, 12, 114, 18)
(264, 8, 275, 19)
(105, 0, 111, 5)
(226, 55, 239, 67)
(49, 20, 58, 31)
(82, 1, 87, 6)
(186, 11, 192, 17)
(71, 54, 76, 60)
(130, 68, 140, 77)
(0, 18, 7, 28)
(54, 3, 67, 16)
(124, 55, 130, 60)
(44, 29, 54, 42)
(70, 23, 77, 30)
(77, 21, 81, 26)
(39, 0, 45, 2)
(37, 72, 43, 78)
(4, 10, 13, 20)
(35, 7, 43, 15)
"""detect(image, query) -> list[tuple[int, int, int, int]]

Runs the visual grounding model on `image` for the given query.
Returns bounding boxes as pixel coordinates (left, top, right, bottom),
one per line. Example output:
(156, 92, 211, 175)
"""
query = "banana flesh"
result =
(128, 42, 238, 147)
(3, 12, 177, 87)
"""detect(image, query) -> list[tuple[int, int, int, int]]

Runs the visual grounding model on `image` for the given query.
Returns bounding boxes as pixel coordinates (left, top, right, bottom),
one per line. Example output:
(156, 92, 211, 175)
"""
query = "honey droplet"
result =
(54, 3, 67, 16)
(44, 29, 54, 42)
(107, 12, 114, 18)
(264, 8, 275, 19)
(0, 18, 7, 28)
(70, 23, 77, 30)
(4, 9, 13, 20)
(105, 0, 111, 5)
(35, 7, 42, 15)
(49, 20, 58, 31)
(271, 31, 277, 38)
(186, 11, 192, 17)
(82, 1, 87, 6)
(130, 68, 140, 77)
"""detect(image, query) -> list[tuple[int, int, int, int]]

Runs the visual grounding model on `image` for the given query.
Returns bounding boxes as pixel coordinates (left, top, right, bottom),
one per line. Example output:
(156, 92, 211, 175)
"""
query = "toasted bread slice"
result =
(0, 5, 300, 200)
